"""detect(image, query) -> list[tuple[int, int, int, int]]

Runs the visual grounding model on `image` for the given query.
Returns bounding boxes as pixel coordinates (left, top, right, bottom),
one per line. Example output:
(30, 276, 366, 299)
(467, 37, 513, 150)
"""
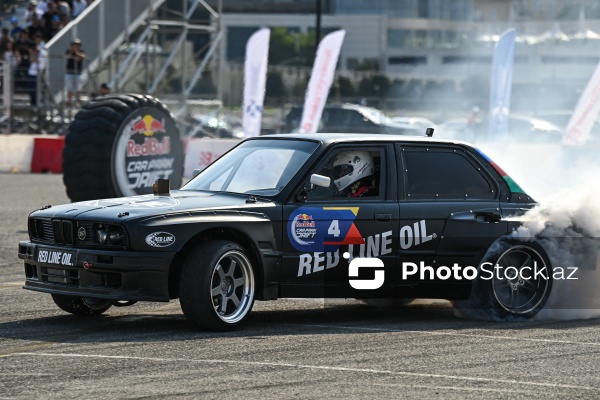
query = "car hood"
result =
(33, 190, 275, 220)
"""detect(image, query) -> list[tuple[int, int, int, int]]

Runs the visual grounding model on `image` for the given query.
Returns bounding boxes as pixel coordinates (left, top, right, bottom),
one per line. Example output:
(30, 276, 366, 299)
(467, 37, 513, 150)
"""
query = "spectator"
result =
(0, 27, 11, 57)
(57, 1, 71, 19)
(42, 1, 59, 39)
(65, 38, 85, 105)
(25, 1, 43, 28)
(47, 14, 63, 40)
(27, 14, 45, 41)
(9, 17, 24, 41)
(72, 0, 87, 18)
(36, 0, 50, 14)
(100, 82, 110, 95)
(14, 30, 34, 90)
(90, 82, 110, 100)
(27, 45, 45, 106)
(4, 41, 20, 70)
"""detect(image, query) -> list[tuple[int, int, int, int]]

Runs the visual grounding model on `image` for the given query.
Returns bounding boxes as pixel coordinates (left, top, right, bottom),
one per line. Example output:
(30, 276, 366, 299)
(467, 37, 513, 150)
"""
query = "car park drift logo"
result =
(114, 109, 180, 197)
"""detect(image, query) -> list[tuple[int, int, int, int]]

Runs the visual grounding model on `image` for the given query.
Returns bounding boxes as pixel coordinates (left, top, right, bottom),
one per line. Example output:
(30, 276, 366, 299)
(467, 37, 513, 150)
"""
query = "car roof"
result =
(255, 133, 474, 147)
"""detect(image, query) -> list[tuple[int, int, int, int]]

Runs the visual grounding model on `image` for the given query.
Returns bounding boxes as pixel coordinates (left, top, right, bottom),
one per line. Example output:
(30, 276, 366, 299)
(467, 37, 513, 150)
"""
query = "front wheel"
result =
(51, 294, 112, 316)
(179, 241, 256, 331)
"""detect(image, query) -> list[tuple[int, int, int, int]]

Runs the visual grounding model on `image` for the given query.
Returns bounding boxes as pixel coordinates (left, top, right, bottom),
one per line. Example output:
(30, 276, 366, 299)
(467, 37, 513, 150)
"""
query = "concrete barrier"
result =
(0, 135, 37, 173)
(31, 137, 65, 173)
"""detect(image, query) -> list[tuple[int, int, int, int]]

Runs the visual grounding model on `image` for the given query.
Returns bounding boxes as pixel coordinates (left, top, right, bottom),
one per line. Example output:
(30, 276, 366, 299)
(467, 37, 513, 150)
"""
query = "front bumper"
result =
(18, 241, 176, 302)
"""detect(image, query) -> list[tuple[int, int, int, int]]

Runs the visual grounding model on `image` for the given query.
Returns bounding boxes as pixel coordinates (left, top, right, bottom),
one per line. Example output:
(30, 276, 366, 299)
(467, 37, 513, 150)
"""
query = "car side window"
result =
(306, 147, 384, 201)
(403, 149, 495, 200)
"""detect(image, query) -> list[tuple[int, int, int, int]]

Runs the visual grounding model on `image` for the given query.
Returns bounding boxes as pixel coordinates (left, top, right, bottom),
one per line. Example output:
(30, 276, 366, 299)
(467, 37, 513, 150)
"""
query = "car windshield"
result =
(181, 139, 320, 196)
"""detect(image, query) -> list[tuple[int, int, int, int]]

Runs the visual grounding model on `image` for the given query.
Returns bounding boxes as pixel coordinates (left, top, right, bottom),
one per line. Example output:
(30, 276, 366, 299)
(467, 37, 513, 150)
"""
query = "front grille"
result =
(28, 218, 128, 248)
(29, 218, 54, 243)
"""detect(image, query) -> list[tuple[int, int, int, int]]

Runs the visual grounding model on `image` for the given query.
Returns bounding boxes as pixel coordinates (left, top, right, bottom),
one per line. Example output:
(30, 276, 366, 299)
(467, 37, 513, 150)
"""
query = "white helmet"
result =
(332, 151, 375, 191)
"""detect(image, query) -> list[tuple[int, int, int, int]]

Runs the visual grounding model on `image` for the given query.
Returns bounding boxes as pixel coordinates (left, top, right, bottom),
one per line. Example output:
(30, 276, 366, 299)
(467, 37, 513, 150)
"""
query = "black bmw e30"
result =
(18, 133, 551, 331)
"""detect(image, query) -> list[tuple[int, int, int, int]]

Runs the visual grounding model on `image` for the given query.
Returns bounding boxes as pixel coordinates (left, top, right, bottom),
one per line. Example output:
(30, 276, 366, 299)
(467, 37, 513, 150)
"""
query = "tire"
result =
(460, 240, 553, 320)
(63, 94, 184, 202)
(51, 294, 112, 316)
(179, 241, 256, 331)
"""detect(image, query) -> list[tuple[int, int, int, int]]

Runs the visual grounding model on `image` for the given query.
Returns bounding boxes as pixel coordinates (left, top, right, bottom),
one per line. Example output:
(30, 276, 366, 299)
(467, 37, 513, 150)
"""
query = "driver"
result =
(332, 151, 378, 197)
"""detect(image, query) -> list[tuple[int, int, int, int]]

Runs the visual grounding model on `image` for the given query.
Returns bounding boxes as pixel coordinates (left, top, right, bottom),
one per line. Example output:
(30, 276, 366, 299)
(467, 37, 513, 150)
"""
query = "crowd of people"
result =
(0, 1, 96, 105)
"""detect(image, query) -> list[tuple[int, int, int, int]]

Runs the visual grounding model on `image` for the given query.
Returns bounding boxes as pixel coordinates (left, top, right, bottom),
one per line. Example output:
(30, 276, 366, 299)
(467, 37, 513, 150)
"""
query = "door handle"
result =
(374, 213, 392, 221)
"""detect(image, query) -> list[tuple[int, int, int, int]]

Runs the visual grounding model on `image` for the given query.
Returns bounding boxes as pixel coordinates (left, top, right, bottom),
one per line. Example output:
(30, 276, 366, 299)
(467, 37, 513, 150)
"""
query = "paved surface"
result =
(1, 173, 599, 399)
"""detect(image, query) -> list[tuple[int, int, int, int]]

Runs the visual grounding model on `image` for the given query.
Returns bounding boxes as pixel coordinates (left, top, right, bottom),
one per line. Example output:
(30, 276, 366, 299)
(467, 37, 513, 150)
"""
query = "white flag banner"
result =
(243, 28, 271, 137)
(299, 30, 346, 134)
(563, 61, 600, 146)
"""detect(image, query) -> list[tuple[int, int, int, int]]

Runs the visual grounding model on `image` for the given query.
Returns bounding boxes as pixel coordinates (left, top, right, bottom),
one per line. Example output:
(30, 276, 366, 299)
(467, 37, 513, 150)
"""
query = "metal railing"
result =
(45, 0, 166, 104)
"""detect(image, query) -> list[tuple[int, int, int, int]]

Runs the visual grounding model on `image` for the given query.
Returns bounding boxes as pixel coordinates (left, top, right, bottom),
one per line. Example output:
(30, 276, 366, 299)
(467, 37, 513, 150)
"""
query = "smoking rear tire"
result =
(461, 240, 552, 320)
(62, 94, 183, 202)
(51, 294, 112, 316)
(179, 241, 255, 331)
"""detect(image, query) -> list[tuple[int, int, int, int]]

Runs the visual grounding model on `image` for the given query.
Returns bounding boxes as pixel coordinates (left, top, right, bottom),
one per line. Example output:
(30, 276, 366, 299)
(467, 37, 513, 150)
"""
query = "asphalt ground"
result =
(1, 173, 599, 399)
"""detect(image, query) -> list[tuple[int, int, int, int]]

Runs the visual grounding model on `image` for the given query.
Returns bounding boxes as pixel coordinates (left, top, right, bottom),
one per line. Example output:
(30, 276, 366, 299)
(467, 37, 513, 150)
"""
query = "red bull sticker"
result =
(288, 207, 365, 252)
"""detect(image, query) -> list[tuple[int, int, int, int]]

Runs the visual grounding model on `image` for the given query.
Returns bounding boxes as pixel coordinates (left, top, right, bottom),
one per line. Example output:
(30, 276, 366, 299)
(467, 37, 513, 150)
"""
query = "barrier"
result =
(184, 138, 240, 178)
(0, 135, 37, 173)
(30, 137, 66, 173)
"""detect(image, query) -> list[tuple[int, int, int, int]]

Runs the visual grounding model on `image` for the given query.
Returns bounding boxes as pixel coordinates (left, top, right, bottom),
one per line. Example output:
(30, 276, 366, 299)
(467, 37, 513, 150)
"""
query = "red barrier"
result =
(30, 137, 65, 173)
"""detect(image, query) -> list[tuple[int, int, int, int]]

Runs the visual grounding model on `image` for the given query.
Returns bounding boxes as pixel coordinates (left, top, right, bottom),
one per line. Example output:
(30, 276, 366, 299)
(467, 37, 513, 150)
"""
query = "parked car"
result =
(438, 114, 563, 143)
(390, 116, 438, 131)
(19, 133, 554, 331)
(284, 104, 423, 135)
(186, 112, 245, 139)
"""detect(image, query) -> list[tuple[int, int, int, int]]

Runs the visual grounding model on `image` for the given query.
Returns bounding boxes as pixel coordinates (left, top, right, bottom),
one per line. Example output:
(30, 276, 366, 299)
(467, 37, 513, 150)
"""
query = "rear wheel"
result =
(51, 294, 112, 316)
(459, 240, 552, 320)
(179, 241, 255, 331)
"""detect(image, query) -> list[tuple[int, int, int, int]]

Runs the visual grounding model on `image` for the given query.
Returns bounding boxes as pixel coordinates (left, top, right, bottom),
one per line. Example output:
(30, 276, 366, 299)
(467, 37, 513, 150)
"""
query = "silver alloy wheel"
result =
(491, 245, 550, 315)
(210, 250, 254, 324)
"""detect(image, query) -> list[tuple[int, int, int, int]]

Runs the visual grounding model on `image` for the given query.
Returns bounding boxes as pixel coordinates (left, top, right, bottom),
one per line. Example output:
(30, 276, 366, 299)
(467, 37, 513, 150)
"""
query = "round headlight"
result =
(108, 226, 125, 245)
(94, 225, 107, 244)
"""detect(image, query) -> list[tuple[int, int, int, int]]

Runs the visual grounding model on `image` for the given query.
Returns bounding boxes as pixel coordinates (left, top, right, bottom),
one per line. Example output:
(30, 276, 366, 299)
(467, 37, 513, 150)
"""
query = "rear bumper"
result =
(18, 241, 176, 302)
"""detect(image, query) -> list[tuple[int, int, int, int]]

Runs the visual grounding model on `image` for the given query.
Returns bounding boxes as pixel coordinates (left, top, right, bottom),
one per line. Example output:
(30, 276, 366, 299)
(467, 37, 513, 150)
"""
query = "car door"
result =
(395, 144, 508, 286)
(280, 143, 398, 298)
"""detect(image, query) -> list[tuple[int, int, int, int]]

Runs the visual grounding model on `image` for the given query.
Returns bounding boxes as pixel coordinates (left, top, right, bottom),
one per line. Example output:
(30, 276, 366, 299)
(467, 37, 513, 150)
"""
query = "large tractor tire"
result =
(63, 94, 184, 202)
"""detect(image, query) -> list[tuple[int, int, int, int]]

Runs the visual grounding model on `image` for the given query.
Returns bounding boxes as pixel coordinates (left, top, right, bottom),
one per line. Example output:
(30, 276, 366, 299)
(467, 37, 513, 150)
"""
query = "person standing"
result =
(72, 0, 87, 18)
(27, 45, 45, 106)
(65, 38, 85, 105)
(9, 17, 24, 41)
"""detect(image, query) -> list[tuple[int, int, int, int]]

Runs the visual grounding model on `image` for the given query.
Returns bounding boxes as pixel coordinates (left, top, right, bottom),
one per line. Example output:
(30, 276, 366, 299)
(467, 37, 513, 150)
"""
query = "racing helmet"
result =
(332, 151, 375, 191)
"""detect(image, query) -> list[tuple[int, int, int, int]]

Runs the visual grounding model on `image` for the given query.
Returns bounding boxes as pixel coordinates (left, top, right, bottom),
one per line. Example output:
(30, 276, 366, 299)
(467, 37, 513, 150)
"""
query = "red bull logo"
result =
(296, 214, 315, 228)
(130, 115, 166, 137)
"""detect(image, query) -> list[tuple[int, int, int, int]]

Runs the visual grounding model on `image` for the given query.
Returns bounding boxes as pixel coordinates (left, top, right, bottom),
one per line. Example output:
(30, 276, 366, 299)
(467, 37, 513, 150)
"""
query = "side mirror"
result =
(310, 174, 330, 188)
(192, 169, 201, 178)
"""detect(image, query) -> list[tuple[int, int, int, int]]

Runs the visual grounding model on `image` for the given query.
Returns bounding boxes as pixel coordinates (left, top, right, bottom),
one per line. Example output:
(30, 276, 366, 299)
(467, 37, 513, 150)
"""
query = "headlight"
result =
(94, 224, 108, 244)
(108, 225, 125, 245)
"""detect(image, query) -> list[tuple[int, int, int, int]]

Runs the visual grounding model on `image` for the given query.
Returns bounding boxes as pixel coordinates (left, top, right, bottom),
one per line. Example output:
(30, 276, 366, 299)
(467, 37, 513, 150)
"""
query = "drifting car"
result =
(18, 133, 551, 331)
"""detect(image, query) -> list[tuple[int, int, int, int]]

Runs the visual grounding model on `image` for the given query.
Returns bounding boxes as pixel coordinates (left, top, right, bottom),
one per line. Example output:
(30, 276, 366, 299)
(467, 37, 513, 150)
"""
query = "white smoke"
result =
(484, 143, 600, 321)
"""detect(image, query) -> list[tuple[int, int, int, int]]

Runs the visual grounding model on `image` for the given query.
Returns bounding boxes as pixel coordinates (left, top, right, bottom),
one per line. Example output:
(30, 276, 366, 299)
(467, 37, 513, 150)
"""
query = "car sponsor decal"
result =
(288, 207, 365, 252)
(37, 248, 75, 266)
(145, 232, 176, 247)
(476, 149, 525, 194)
